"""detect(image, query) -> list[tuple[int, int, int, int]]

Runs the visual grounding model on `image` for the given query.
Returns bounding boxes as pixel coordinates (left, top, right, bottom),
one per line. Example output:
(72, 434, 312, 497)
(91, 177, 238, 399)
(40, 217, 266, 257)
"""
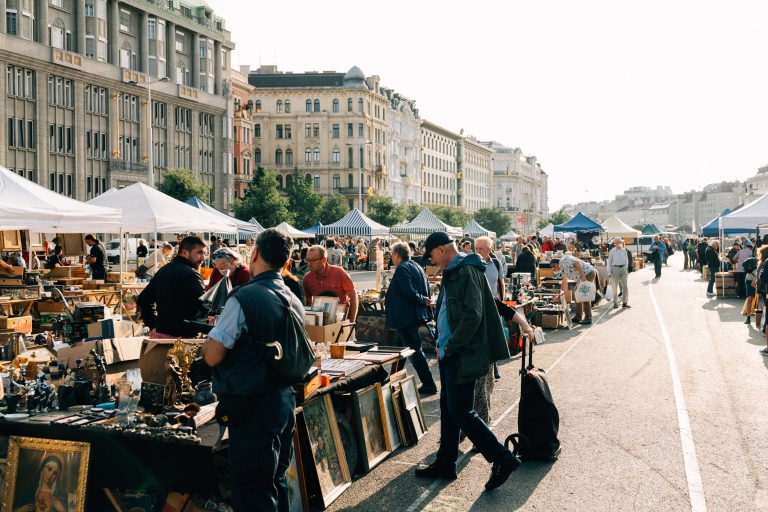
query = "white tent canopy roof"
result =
(500, 229, 520, 240)
(0, 165, 123, 232)
(318, 209, 390, 237)
(463, 219, 496, 238)
(273, 222, 315, 238)
(390, 207, 462, 236)
(87, 183, 237, 233)
(719, 194, 768, 231)
(602, 216, 642, 238)
(539, 223, 555, 237)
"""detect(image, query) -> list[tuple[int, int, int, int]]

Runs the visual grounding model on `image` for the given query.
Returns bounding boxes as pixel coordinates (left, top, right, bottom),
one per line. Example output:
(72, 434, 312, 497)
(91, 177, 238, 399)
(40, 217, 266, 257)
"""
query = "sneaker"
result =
(745, 317, 751, 325)
(415, 462, 457, 480)
(579, 318, 592, 325)
(418, 385, 438, 396)
(706, 292, 716, 297)
(571, 316, 583, 323)
(760, 349, 768, 357)
(613, 304, 619, 309)
(494, 368, 501, 380)
(485, 455, 521, 490)
(622, 304, 631, 308)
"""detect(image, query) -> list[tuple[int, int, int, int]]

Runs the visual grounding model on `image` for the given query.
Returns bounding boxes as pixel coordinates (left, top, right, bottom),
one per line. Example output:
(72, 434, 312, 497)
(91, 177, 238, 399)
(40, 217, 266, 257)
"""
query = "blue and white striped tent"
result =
(464, 219, 496, 238)
(318, 209, 390, 237)
(184, 197, 263, 241)
(390, 207, 462, 236)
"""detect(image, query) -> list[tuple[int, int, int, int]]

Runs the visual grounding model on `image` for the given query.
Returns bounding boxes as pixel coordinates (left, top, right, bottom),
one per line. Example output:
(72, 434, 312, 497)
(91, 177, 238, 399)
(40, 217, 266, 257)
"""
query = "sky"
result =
(215, 0, 768, 213)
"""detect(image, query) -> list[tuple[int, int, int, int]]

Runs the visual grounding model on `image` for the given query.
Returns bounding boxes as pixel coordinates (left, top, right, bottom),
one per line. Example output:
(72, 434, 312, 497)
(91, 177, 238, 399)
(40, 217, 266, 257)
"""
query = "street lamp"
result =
(346, 140, 374, 210)
(128, 76, 170, 188)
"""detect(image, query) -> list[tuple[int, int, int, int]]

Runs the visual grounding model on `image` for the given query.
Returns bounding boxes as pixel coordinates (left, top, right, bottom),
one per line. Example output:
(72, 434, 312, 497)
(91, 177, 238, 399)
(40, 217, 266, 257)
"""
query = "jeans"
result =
(707, 266, 717, 294)
(683, 251, 690, 269)
(435, 355, 509, 469)
(228, 387, 296, 512)
(395, 322, 437, 390)
(654, 256, 662, 278)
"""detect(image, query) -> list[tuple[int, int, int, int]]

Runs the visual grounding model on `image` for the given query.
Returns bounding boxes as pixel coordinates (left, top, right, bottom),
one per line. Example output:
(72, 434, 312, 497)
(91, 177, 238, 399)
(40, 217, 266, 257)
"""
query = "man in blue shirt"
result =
(650, 235, 666, 279)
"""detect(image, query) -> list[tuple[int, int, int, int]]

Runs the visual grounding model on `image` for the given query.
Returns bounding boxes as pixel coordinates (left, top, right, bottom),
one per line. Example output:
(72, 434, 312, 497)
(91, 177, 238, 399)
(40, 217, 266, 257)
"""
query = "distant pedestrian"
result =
(705, 240, 721, 297)
(649, 235, 666, 279)
(755, 246, 768, 355)
(687, 238, 697, 270)
(551, 255, 597, 325)
(734, 241, 753, 298)
(697, 238, 709, 274)
(607, 238, 630, 309)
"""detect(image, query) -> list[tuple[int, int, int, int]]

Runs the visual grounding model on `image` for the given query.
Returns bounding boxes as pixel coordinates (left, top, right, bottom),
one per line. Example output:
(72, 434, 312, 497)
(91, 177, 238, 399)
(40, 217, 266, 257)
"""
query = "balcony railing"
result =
(338, 187, 366, 195)
(109, 159, 148, 173)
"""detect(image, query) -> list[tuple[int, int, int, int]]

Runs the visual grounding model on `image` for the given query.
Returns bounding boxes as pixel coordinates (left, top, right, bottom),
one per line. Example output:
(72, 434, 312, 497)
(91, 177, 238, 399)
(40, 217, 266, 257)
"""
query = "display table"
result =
(0, 298, 35, 317)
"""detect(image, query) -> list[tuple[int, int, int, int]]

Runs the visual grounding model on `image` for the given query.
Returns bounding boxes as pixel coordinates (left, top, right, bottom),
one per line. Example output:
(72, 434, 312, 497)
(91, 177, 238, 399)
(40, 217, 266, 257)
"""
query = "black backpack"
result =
(743, 257, 758, 274)
(626, 249, 634, 273)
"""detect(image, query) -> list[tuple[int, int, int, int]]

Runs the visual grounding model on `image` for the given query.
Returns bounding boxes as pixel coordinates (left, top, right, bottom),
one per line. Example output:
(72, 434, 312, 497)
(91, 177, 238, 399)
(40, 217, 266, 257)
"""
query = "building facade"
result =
(231, 66, 254, 203)
(381, 86, 420, 206)
(459, 136, 492, 213)
(420, 120, 459, 208)
(247, 65, 390, 212)
(0, 0, 235, 209)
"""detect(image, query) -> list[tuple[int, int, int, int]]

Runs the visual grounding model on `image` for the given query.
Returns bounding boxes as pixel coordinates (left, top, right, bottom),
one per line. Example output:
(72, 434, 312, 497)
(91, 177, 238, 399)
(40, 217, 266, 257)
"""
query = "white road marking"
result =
(649, 282, 707, 512)
(406, 305, 612, 511)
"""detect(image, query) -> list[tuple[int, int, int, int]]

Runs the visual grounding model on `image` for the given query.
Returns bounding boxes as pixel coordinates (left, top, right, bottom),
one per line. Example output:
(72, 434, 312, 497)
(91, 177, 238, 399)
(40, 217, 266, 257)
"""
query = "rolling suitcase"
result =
(506, 335, 562, 461)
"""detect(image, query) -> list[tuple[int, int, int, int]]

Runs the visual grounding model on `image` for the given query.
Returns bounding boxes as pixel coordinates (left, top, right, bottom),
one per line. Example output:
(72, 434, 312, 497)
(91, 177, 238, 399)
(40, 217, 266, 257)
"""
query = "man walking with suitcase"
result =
(414, 232, 521, 491)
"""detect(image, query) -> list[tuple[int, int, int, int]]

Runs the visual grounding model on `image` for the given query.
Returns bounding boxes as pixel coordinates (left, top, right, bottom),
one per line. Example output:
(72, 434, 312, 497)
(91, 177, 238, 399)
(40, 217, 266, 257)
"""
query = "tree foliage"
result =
(536, 209, 569, 229)
(431, 205, 472, 230)
(284, 168, 323, 230)
(156, 168, 211, 204)
(405, 204, 422, 222)
(367, 195, 406, 227)
(473, 207, 512, 236)
(232, 166, 293, 227)
(319, 195, 350, 225)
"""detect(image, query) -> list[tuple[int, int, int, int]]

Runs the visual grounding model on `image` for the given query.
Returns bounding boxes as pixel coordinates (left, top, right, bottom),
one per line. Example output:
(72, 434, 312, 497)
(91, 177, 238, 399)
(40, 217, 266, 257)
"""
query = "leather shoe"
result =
(571, 316, 583, 323)
(579, 318, 592, 325)
(485, 454, 521, 490)
(415, 462, 457, 480)
(622, 304, 631, 308)
(418, 385, 437, 395)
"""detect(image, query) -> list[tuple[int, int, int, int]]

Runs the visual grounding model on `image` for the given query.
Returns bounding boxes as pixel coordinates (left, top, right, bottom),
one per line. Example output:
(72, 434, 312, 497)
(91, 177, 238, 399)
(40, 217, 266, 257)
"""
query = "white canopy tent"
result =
(539, 223, 555, 238)
(273, 222, 315, 238)
(390, 207, 462, 237)
(463, 220, 496, 238)
(500, 229, 521, 240)
(602, 216, 641, 239)
(0, 165, 123, 233)
(87, 183, 238, 234)
(718, 193, 768, 233)
(317, 209, 390, 237)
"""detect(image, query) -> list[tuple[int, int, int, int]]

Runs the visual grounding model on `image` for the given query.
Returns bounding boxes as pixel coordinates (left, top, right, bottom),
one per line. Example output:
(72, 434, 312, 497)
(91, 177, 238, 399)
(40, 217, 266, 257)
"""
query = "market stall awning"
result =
(641, 223, 663, 235)
(0, 165, 123, 233)
(389, 207, 461, 236)
(273, 222, 315, 238)
(718, 196, 767, 233)
(87, 183, 238, 234)
(184, 197, 263, 238)
(700, 209, 731, 236)
(500, 229, 520, 240)
(463, 219, 496, 238)
(553, 212, 603, 232)
(318, 209, 390, 237)
(539, 223, 555, 238)
(302, 221, 323, 235)
(602, 216, 641, 239)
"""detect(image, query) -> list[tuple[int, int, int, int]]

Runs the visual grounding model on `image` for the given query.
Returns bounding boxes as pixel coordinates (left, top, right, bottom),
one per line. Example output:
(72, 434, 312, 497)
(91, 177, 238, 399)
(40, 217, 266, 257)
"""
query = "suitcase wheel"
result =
(504, 433, 531, 457)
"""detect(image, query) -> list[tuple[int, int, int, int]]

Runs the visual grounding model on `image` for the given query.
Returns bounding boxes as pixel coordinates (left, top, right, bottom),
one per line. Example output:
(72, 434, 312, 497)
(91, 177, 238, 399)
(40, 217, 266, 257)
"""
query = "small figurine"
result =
(90, 348, 107, 387)
(165, 355, 183, 408)
(176, 403, 201, 430)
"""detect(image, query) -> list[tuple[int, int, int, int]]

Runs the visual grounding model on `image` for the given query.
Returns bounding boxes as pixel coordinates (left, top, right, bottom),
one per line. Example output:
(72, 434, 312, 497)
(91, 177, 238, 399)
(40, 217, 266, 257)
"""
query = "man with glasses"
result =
(302, 245, 358, 322)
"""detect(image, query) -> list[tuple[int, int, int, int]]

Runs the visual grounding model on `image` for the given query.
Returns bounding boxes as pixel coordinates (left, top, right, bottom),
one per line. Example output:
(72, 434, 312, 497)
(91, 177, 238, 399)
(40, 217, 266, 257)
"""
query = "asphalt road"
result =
(328, 256, 768, 512)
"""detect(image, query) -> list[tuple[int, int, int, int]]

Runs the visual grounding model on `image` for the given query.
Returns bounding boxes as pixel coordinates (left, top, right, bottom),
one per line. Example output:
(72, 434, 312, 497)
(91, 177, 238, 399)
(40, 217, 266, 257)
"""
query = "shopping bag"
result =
(605, 286, 613, 301)
(574, 280, 596, 303)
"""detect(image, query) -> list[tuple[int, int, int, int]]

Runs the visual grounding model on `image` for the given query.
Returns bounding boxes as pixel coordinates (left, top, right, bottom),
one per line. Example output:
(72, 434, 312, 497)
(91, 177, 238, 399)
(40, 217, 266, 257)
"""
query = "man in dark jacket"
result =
(414, 232, 520, 491)
(137, 235, 207, 338)
(387, 242, 437, 394)
(202, 228, 302, 512)
(697, 237, 709, 275)
(706, 240, 720, 297)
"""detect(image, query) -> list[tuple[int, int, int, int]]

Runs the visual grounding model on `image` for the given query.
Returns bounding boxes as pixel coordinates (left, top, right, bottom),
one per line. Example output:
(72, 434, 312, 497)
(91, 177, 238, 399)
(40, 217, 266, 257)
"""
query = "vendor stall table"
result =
(0, 298, 35, 317)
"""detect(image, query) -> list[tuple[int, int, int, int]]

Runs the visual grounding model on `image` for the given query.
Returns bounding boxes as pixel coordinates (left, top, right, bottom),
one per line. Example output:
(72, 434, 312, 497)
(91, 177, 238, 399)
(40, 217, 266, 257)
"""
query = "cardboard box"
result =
(106, 272, 137, 284)
(540, 312, 561, 329)
(0, 315, 32, 334)
(86, 319, 141, 339)
(139, 338, 200, 384)
(539, 268, 555, 279)
(102, 336, 144, 364)
(305, 321, 352, 344)
(0, 266, 24, 285)
(57, 339, 103, 368)
(425, 265, 440, 277)
(37, 300, 66, 314)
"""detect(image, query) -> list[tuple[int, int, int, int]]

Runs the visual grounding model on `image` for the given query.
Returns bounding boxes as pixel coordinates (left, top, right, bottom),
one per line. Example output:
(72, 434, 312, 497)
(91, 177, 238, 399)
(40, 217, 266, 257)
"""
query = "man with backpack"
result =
(202, 228, 305, 512)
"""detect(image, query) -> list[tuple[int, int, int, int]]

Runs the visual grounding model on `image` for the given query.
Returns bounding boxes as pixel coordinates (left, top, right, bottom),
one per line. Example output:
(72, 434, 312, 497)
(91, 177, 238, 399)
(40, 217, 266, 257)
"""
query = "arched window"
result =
(348, 148, 354, 168)
(286, 174, 293, 189)
(313, 99, 320, 112)
(119, 40, 131, 68)
(305, 99, 311, 112)
(285, 100, 290, 113)
(358, 98, 363, 112)
(255, 100, 262, 112)
(51, 18, 65, 50)
(333, 174, 340, 188)
(305, 173, 311, 183)
(332, 99, 339, 113)
(254, 148, 261, 163)
(276, 174, 283, 188)
(176, 61, 186, 84)
(313, 148, 320, 162)
(313, 174, 320, 188)
(332, 148, 340, 163)
(305, 148, 311, 163)
(275, 149, 283, 164)
(276, 100, 282, 113)
(348, 98, 353, 112)
(348, 173, 354, 188)
(285, 149, 293, 165)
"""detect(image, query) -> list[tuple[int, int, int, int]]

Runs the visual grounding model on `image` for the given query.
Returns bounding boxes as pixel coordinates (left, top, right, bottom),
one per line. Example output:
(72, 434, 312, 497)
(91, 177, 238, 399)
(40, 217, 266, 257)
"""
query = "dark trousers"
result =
(228, 387, 296, 512)
(395, 322, 437, 390)
(735, 272, 746, 297)
(654, 257, 662, 278)
(435, 355, 508, 469)
(707, 266, 718, 294)
(683, 251, 690, 269)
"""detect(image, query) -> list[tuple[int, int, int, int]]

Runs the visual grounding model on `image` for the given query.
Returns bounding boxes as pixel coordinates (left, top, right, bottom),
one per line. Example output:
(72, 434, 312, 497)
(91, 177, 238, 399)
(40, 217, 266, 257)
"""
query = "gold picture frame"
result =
(352, 383, 392, 472)
(2, 436, 90, 512)
(57, 233, 88, 257)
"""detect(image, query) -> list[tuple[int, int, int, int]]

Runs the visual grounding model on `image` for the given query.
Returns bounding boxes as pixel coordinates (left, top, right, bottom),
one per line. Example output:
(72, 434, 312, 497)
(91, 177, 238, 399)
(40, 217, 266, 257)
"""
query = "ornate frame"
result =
(2, 436, 90, 512)
(352, 383, 392, 472)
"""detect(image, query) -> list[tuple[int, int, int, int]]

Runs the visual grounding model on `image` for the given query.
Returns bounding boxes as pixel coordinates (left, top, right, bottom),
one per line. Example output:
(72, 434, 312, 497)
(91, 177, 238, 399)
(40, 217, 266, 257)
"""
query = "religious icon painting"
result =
(352, 383, 392, 473)
(1, 436, 90, 512)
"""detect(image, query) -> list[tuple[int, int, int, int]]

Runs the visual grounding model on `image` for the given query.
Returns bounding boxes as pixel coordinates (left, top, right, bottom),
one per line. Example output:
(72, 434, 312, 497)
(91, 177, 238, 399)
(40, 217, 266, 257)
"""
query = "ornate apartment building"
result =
(459, 135, 492, 212)
(381, 86, 421, 206)
(420, 120, 458, 208)
(0, 0, 235, 209)
(231, 66, 254, 203)
(480, 140, 549, 233)
(246, 65, 390, 212)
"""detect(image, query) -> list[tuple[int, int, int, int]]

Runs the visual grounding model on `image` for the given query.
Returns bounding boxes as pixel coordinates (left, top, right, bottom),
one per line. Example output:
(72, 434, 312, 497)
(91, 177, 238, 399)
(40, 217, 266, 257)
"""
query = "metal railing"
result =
(109, 159, 148, 173)
(338, 187, 366, 195)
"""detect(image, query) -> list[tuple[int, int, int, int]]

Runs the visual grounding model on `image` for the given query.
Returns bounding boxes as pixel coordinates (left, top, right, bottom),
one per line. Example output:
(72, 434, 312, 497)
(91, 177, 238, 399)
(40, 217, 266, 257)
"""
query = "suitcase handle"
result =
(519, 334, 534, 376)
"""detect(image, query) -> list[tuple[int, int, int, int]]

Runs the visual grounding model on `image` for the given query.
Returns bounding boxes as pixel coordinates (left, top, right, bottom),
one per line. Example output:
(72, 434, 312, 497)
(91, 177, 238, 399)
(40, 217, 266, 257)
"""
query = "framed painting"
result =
(399, 376, 429, 442)
(1, 436, 90, 512)
(301, 394, 351, 508)
(391, 386, 413, 447)
(57, 233, 87, 257)
(380, 383, 402, 451)
(0, 231, 22, 252)
(25, 231, 45, 252)
(352, 383, 392, 472)
(287, 425, 309, 512)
